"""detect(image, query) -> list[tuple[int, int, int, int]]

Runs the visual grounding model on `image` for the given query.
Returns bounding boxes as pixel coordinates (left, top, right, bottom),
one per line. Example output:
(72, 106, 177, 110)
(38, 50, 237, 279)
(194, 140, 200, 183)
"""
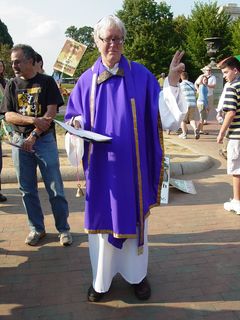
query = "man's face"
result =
(11, 49, 34, 79)
(222, 66, 239, 83)
(204, 68, 211, 76)
(97, 26, 124, 68)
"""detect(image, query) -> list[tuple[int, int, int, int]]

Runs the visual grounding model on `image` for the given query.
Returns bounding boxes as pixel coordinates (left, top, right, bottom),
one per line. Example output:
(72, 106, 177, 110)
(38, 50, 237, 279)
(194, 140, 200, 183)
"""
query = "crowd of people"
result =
(0, 14, 240, 303)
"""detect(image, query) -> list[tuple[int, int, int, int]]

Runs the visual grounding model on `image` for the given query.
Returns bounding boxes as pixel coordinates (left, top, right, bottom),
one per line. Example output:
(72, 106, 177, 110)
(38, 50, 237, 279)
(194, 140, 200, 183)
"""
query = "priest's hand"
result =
(168, 51, 185, 86)
(73, 119, 81, 129)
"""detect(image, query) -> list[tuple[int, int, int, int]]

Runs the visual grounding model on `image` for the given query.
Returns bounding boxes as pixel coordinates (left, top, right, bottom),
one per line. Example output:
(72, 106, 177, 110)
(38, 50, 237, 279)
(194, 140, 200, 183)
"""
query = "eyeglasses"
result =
(11, 58, 29, 66)
(99, 36, 124, 45)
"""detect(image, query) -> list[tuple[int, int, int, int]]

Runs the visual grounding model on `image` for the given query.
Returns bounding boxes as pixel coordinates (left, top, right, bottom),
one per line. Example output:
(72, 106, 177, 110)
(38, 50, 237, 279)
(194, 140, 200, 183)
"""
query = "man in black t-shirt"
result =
(0, 44, 72, 246)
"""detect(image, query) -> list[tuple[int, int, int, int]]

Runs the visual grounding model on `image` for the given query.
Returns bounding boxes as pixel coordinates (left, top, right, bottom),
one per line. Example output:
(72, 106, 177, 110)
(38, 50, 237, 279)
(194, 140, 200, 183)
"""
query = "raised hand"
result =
(168, 51, 185, 86)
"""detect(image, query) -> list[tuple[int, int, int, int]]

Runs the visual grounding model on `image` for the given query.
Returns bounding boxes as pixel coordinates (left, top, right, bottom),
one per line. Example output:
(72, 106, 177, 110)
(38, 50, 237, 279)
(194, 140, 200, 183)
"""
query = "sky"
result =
(1, 0, 229, 74)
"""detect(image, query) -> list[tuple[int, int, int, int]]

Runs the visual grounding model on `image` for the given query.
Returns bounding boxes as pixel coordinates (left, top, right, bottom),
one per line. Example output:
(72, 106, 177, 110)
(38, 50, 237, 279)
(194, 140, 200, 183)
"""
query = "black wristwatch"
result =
(31, 131, 40, 139)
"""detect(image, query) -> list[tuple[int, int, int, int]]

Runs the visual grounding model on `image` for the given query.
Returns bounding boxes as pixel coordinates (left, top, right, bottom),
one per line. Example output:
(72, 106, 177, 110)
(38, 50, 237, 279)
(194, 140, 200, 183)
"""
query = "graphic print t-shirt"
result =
(1, 73, 64, 135)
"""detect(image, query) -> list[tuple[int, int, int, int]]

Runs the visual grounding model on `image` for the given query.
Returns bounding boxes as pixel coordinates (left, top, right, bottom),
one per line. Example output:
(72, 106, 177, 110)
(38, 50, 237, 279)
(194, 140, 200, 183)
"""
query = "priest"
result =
(65, 14, 186, 302)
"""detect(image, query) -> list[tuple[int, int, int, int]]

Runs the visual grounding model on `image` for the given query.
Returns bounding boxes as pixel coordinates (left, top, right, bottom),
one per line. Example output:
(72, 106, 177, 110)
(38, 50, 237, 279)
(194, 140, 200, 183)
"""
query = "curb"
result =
(170, 156, 214, 177)
(2, 155, 214, 184)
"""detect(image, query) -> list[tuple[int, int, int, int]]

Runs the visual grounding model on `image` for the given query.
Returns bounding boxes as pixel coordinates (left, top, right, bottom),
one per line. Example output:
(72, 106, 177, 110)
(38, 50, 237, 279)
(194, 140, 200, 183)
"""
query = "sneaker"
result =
(25, 230, 46, 246)
(194, 129, 200, 140)
(178, 133, 187, 139)
(59, 231, 73, 246)
(224, 199, 240, 214)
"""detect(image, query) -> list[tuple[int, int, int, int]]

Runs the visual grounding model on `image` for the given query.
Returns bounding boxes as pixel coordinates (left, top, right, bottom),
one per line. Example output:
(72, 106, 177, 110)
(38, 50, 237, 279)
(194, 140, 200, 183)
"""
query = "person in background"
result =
(217, 56, 240, 214)
(0, 44, 72, 246)
(158, 72, 166, 90)
(179, 71, 200, 139)
(195, 66, 216, 124)
(216, 81, 230, 160)
(0, 60, 7, 202)
(65, 15, 186, 302)
(197, 75, 209, 135)
(35, 52, 44, 74)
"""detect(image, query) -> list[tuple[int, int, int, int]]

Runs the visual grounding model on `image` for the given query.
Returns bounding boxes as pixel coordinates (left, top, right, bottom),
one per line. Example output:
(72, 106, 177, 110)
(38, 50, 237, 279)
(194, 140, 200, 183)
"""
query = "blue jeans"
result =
(12, 132, 70, 233)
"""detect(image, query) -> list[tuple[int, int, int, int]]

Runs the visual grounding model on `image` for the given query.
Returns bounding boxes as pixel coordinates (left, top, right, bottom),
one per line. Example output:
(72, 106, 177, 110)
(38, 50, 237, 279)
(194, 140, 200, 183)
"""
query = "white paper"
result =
(54, 119, 112, 142)
(170, 178, 196, 194)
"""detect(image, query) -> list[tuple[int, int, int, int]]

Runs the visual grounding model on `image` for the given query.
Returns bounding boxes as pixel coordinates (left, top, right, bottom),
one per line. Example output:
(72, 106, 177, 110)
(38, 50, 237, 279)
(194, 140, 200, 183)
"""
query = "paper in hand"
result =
(54, 119, 112, 143)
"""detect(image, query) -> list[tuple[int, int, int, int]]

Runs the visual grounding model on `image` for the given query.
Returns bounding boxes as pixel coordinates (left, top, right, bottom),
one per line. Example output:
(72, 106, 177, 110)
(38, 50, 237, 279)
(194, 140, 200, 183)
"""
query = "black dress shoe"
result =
(132, 277, 151, 300)
(87, 285, 105, 302)
(0, 193, 7, 202)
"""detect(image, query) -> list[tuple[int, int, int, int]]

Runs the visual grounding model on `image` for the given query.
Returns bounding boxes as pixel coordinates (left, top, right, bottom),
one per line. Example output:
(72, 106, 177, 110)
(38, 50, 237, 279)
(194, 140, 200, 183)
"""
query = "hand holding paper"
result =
(54, 119, 112, 143)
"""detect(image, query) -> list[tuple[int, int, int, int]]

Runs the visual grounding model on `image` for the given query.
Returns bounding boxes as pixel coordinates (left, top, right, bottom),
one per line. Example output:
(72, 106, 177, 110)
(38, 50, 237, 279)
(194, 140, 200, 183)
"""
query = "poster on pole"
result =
(160, 156, 170, 204)
(53, 39, 87, 76)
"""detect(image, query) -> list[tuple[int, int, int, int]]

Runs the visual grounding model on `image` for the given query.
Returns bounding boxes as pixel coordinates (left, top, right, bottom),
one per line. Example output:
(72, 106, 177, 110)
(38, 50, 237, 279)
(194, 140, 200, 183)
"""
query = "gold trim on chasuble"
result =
(150, 114, 165, 208)
(130, 98, 145, 254)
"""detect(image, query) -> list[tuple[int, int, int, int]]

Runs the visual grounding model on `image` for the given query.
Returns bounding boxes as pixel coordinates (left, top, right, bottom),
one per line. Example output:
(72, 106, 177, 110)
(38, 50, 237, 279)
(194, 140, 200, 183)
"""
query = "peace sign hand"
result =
(168, 51, 185, 86)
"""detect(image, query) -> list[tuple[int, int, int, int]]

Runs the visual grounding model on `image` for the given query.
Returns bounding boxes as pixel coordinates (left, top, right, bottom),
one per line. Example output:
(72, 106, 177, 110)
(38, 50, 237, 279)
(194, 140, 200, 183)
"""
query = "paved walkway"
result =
(1, 121, 240, 320)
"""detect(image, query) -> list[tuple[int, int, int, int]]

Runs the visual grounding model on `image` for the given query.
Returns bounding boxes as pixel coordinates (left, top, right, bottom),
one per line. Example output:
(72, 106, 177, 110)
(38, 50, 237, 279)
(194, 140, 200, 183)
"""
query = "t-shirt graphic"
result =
(17, 87, 42, 116)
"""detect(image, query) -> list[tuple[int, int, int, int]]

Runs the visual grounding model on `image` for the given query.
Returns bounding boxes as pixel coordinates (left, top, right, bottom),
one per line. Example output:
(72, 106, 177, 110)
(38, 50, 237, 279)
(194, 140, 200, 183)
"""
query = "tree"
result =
(0, 44, 14, 78)
(0, 19, 13, 47)
(186, 1, 232, 79)
(117, 0, 177, 76)
(231, 17, 240, 56)
(64, 25, 97, 76)
(65, 26, 95, 49)
(0, 19, 14, 78)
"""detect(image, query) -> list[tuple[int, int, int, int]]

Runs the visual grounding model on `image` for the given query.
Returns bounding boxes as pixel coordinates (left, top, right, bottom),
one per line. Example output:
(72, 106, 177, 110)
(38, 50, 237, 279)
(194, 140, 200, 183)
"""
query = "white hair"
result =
(93, 15, 126, 45)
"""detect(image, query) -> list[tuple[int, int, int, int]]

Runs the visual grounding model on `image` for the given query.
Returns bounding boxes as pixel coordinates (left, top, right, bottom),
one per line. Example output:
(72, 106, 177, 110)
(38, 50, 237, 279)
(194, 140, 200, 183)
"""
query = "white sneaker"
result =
(59, 231, 73, 246)
(178, 133, 187, 139)
(25, 230, 46, 246)
(224, 199, 240, 214)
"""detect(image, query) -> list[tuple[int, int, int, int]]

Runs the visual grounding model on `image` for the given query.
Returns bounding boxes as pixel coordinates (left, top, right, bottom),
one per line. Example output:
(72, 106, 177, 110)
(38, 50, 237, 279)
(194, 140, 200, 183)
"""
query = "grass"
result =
(55, 114, 66, 135)
(62, 83, 74, 90)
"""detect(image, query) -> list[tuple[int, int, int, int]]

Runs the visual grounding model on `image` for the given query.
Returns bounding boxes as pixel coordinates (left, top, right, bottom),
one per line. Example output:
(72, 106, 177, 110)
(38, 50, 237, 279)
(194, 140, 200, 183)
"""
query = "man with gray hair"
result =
(0, 44, 72, 247)
(65, 15, 186, 302)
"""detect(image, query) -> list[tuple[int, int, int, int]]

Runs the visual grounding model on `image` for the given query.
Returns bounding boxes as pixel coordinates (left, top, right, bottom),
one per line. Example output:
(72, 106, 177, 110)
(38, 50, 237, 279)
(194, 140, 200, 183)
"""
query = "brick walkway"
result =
(1, 121, 240, 320)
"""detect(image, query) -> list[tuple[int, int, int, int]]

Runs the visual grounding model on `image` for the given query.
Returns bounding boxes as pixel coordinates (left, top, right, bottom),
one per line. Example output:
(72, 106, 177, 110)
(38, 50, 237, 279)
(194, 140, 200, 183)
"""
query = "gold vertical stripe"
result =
(130, 98, 144, 245)
(157, 114, 165, 204)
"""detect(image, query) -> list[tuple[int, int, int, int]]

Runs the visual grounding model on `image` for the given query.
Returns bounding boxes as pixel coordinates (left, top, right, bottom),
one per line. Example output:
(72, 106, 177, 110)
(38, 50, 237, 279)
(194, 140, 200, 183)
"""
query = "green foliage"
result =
(63, 0, 239, 81)
(0, 20, 13, 47)
(186, 1, 232, 78)
(64, 25, 98, 76)
(231, 17, 240, 55)
(65, 26, 95, 49)
(117, 0, 176, 75)
(0, 20, 14, 79)
(0, 44, 14, 78)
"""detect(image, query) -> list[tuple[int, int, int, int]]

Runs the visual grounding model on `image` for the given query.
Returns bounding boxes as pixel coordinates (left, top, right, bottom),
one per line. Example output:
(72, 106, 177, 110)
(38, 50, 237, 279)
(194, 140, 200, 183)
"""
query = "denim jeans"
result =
(12, 132, 70, 233)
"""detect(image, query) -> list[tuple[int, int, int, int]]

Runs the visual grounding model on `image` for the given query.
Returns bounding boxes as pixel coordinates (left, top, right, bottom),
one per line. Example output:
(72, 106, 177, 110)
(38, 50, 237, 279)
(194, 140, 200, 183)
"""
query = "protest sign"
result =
(53, 39, 87, 76)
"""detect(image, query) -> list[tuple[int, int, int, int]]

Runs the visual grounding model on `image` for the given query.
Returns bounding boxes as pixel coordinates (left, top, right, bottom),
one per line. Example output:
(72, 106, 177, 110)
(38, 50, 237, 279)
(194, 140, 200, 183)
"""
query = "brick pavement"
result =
(1, 121, 240, 320)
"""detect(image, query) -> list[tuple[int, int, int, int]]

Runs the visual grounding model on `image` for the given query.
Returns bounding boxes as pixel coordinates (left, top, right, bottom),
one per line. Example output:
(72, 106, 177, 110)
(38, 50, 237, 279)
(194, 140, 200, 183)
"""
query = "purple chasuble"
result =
(65, 55, 164, 250)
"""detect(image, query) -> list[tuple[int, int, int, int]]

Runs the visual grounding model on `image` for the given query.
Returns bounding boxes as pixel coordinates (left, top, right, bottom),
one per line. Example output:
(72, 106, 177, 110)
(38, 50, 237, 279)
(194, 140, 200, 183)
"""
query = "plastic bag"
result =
(65, 132, 84, 167)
